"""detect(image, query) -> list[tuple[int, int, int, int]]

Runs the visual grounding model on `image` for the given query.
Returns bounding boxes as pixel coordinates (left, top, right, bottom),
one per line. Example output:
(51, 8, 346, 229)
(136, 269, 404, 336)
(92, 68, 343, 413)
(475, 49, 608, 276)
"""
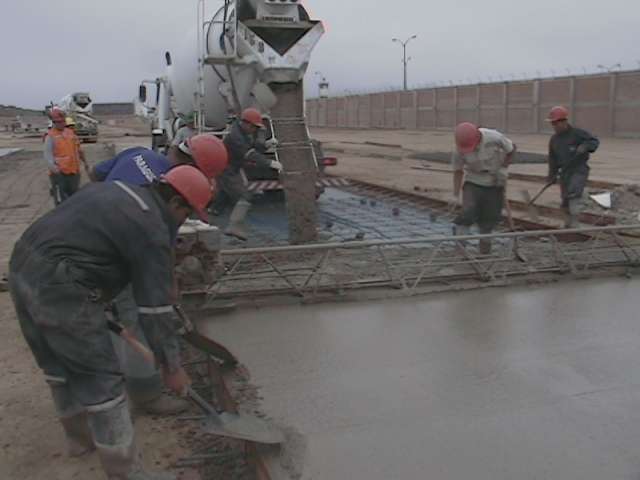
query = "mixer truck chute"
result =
(139, 0, 327, 243)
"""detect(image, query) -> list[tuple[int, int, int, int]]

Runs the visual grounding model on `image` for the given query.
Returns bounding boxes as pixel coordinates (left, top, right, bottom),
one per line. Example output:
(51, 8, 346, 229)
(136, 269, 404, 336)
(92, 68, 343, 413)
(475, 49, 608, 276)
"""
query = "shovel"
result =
(521, 181, 555, 220)
(173, 305, 238, 367)
(106, 317, 285, 445)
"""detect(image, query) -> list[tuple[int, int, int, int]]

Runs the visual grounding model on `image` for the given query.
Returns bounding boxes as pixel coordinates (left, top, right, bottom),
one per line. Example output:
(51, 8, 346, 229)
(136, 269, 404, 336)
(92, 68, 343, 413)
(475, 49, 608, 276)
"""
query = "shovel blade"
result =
(201, 412, 285, 444)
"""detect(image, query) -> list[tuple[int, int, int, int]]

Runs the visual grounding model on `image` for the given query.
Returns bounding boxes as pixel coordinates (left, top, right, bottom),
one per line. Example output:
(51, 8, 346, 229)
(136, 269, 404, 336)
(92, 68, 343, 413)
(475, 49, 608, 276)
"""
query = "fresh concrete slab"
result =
(203, 278, 640, 480)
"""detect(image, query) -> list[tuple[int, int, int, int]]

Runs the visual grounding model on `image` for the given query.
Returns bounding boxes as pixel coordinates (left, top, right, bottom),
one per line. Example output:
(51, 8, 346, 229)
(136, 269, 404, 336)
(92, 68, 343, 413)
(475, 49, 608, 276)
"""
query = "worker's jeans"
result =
(109, 286, 163, 405)
(9, 249, 123, 410)
(50, 173, 80, 206)
(454, 182, 505, 234)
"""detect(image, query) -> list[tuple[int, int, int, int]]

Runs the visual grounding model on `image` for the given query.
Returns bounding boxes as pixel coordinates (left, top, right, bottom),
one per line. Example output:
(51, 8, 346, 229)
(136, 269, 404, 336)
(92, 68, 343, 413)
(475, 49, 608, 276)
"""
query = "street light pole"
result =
(314, 71, 324, 97)
(392, 35, 417, 90)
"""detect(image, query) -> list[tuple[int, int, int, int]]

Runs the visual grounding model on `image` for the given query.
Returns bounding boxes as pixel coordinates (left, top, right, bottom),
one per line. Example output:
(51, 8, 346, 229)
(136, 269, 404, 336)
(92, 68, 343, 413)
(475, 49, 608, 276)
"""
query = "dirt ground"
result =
(0, 121, 196, 480)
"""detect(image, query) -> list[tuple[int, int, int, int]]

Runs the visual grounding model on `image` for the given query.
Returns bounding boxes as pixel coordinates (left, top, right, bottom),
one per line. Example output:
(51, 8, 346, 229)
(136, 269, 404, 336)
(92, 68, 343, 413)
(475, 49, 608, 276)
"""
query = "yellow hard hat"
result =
(65, 116, 76, 127)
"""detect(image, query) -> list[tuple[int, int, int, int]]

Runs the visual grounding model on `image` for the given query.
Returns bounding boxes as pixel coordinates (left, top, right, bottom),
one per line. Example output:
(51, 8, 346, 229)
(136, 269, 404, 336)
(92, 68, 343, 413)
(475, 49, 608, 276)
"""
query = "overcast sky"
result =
(2, 0, 638, 109)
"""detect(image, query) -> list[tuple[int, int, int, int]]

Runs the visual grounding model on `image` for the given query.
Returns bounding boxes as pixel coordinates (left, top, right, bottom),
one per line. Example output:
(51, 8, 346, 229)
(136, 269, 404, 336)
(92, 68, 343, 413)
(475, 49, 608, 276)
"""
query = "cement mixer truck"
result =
(138, 0, 330, 243)
(48, 92, 99, 143)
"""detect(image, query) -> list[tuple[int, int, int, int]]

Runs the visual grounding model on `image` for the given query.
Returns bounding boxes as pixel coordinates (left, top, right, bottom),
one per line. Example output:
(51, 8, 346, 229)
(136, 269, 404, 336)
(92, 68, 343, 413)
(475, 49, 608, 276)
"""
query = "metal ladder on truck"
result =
(196, 0, 241, 132)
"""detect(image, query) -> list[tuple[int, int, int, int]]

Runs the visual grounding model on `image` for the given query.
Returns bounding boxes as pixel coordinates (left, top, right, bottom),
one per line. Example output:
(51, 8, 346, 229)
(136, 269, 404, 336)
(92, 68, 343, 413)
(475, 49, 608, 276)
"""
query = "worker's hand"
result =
(576, 144, 589, 155)
(547, 175, 558, 185)
(162, 365, 192, 396)
(265, 138, 278, 150)
(49, 165, 60, 175)
(270, 160, 283, 173)
(448, 194, 460, 209)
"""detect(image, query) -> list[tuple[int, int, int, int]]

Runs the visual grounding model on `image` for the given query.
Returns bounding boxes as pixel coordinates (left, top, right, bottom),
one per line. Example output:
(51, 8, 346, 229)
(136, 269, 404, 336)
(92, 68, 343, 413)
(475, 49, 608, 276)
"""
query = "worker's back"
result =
(11, 182, 176, 299)
(93, 147, 171, 185)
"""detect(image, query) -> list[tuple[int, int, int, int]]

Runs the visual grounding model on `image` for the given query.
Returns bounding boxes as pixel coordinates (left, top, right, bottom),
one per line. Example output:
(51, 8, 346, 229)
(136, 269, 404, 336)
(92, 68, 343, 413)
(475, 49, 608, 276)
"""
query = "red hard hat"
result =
(161, 165, 213, 223)
(547, 106, 569, 123)
(455, 122, 482, 154)
(186, 134, 229, 179)
(50, 107, 65, 122)
(241, 108, 265, 128)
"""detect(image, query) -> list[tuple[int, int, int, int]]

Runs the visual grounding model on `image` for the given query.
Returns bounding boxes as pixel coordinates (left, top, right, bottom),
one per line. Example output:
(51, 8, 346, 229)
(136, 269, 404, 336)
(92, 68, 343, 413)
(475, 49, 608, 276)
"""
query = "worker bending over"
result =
(91, 134, 227, 184)
(546, 106, 600, 227)
(451, 122, 516, 254)
(221, 107, 282, 240)
(90, 135, 227, 416)
(8, 166, 212, 480)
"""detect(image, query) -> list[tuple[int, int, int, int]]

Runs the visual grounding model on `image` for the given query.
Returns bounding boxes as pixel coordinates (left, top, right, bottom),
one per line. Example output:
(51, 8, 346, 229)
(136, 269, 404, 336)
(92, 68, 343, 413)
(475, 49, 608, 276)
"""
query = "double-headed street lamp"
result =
(392, 35, 417, 91)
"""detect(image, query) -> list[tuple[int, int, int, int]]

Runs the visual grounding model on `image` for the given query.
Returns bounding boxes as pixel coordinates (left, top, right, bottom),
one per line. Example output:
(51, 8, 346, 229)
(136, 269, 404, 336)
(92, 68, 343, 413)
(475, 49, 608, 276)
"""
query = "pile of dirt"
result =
(585, 184, 640, 224)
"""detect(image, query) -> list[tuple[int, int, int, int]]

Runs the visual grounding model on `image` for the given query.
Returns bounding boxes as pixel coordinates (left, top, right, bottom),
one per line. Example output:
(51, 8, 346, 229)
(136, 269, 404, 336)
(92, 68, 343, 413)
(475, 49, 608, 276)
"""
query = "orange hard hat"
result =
(161, 165, 213, 222)
(185, 134, 229, 179)
(547, 106, 569, 123)
(455, 122, 482, 154)
(50, 108, 66, 123)
(241, 108, 265, 128)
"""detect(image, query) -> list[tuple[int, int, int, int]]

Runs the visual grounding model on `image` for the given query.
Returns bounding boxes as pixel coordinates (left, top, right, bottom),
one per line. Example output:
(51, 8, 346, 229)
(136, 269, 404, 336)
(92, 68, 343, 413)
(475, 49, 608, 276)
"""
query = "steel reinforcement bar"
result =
(186, 225, 640, 304)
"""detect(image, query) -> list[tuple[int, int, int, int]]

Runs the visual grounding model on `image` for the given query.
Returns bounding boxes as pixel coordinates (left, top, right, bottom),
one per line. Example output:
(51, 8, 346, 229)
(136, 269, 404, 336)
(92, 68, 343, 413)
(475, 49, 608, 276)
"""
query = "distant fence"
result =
(93, 102, 134, 116)
(306, 71, 640, 138)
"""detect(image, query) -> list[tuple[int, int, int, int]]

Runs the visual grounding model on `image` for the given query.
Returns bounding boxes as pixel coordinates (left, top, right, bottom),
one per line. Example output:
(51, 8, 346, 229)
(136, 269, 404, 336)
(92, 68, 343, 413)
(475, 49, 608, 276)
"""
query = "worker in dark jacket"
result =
(88, 136, 227, 417)
(546, 106, 600, 227)
(8, 166, 212, 480)
(221, 108, 282, 240)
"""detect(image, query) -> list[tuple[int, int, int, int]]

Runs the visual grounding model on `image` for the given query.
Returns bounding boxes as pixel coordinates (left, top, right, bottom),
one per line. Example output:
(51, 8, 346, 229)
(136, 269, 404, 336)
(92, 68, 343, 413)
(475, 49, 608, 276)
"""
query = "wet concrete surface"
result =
(202, 277, 640, 479)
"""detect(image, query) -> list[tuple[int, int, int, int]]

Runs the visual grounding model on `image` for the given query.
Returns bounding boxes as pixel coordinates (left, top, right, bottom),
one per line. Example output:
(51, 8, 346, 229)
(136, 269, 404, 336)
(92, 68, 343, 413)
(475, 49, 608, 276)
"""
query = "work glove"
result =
(265, 138, 278, 150)
(162, 365, 192, 396)
(270, 160, 283, 173)
(576, 143, 589, 155)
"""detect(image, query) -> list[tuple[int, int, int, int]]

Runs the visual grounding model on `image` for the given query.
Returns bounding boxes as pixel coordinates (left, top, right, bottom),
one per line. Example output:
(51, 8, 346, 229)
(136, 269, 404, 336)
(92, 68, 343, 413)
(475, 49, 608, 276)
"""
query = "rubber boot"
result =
(50, 382, 95, 457)
(87, 396, 176, 480)
(566, 198, 582, 228)
(224, 199, 251, 241)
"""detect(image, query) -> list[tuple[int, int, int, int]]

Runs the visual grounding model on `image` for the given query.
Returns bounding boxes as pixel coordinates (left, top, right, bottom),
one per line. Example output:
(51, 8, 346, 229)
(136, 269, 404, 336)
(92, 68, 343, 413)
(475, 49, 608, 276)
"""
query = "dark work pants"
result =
(50, 173, 80, 206)
(109, 286, 162, 404)
(9, 246, 123, 410)
(560, 166, 589, 208)
(219, 169, 252, 204)
(454, 182, 505, 234)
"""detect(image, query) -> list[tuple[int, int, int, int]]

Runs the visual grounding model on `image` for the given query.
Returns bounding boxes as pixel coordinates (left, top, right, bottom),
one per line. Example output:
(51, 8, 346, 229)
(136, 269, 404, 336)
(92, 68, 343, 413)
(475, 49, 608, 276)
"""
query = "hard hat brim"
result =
(457, 144, 477, 154)
(194, 207, 210, 223)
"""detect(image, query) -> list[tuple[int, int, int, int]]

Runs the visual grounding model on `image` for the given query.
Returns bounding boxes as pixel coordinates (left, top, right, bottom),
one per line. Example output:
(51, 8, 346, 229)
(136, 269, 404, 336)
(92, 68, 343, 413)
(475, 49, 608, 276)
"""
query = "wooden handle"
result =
(108, 319, 156, 365)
